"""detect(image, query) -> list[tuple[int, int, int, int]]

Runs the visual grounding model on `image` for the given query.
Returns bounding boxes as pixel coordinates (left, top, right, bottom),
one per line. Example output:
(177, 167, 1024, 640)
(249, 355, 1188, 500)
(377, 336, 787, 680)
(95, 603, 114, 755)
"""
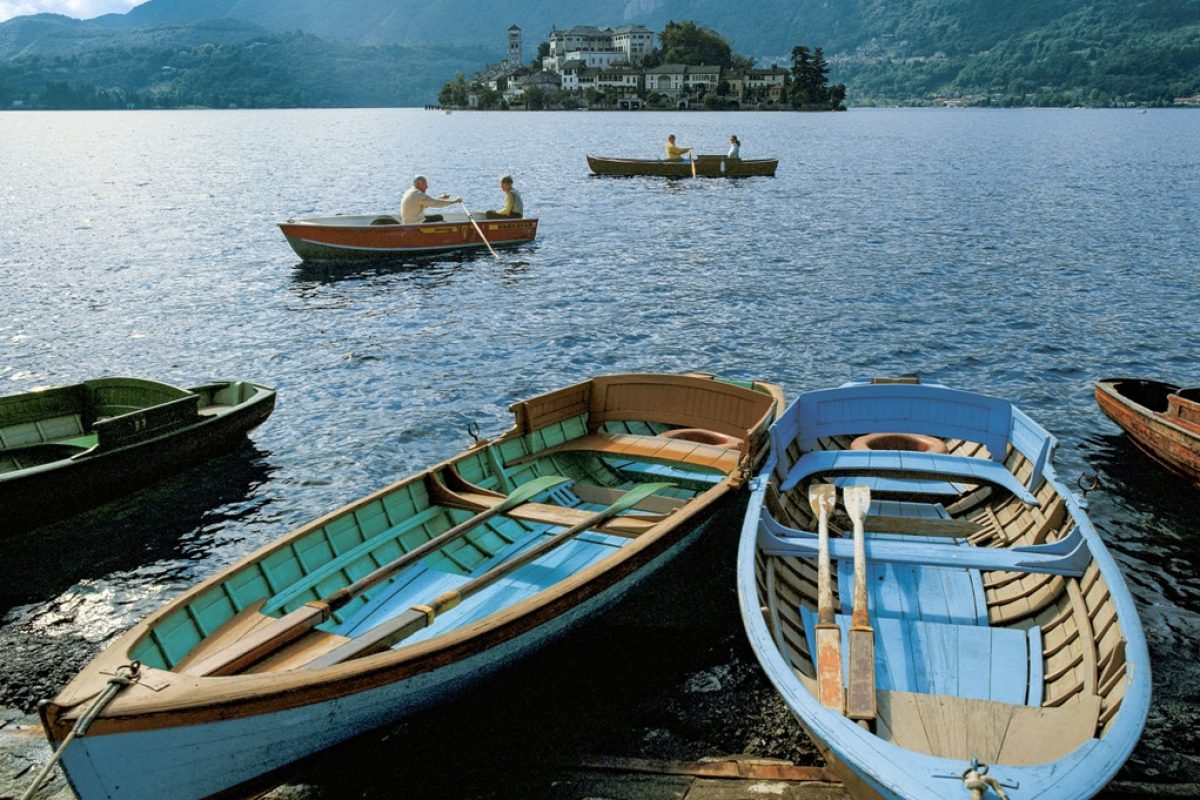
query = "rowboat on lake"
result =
(737, 379, 1149, 800)
(1095, 377, 1200, 485)
(1, 377, 275, 532)
(42, 372, 784, 800)
(587, 154, 778, 178)
(278, 212, 538, 262)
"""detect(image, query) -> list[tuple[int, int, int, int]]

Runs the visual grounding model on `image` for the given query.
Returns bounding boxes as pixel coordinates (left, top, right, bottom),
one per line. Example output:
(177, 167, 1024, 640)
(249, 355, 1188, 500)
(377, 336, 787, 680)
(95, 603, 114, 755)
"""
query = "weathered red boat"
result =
(1095, 377, 1200, 484)
(278, 212, 538, 262)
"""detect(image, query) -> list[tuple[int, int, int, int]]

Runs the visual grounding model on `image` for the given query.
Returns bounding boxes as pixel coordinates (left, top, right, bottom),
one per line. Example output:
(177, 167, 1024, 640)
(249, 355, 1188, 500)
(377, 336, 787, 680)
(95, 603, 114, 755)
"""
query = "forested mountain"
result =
(1, 1, 1197, 107)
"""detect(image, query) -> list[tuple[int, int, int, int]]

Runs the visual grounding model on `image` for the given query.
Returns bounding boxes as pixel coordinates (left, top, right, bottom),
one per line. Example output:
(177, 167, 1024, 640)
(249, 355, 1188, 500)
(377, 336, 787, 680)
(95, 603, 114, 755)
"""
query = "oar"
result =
(305, 481, 675, 669)
(843, 484, 876, 726)
(183, 474, 571, 677)
(460, 201, 501, 261)
(690, 150, 697, 178)
(809, 483, 843, 713)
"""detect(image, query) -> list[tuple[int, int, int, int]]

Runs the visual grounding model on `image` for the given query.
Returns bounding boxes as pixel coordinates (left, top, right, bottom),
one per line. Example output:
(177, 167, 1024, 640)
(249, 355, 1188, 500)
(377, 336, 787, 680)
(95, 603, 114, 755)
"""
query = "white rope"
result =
(20, 662, 140, 800)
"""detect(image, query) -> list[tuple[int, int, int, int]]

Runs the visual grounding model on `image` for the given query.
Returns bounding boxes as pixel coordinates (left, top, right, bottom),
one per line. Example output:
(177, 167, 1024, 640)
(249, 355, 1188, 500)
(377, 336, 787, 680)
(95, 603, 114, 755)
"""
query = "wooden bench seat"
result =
(761, 518, 1089, 577)
(780, 449, 1038, 505)
(505, 432, 740, 475)
(875, 690, 1101, 764)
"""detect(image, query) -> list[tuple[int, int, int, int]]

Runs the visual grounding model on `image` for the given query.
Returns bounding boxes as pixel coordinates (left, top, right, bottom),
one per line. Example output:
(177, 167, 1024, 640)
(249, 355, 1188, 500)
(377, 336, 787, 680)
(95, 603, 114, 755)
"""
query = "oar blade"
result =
(497, 474, 571, 512)
(843, 484, 871, 519)
(598, 481, 675, 518)
(808, 483, 836, 516)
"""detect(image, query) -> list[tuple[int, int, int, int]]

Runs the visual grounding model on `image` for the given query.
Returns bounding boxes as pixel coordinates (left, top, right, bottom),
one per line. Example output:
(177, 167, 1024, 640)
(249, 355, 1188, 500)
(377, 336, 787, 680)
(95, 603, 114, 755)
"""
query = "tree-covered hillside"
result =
(0, 0, 1197, 106)
(0, 31, 493, 108)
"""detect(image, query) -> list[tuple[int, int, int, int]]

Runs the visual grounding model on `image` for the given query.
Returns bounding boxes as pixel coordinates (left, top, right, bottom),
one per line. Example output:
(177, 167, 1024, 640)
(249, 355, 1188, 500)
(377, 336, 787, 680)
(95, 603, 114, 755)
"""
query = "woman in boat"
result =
(665, 134, 692, 161)
(484, 175, 523, 219)
(727, 135, 741, 159)
(399, 175, 461, 224)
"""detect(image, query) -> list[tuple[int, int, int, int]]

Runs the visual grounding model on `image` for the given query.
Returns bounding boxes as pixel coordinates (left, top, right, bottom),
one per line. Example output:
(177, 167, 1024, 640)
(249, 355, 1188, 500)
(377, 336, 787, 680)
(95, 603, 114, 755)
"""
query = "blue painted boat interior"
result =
(741, 381, 1150, 797)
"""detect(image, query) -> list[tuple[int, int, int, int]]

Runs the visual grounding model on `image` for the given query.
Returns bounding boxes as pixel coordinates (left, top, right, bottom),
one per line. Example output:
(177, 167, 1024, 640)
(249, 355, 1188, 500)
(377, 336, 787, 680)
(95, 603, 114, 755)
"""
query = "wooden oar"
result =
(809, 483, 843, 713)
(690, 150, 697, 178)
(305, 481, 675, 669)
(183, 474, 571, 677)
(460, 202, 501, 261)
(843, 484, 876, 725)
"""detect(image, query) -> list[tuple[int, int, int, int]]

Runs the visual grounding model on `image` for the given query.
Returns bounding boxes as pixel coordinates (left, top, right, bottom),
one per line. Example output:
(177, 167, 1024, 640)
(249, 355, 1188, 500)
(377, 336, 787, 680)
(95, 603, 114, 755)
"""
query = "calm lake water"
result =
(1, 108, 1197, 794)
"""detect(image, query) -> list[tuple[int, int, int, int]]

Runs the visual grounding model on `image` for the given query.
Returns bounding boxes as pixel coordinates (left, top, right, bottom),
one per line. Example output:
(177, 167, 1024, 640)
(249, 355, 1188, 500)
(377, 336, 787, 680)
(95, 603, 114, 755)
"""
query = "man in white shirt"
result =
(399, 175, 461, 223)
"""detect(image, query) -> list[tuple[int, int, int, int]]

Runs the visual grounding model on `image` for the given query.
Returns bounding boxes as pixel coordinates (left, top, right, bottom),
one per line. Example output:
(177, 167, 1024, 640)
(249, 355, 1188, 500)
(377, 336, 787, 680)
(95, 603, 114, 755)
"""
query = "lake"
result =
(0, 107, 1197, 795)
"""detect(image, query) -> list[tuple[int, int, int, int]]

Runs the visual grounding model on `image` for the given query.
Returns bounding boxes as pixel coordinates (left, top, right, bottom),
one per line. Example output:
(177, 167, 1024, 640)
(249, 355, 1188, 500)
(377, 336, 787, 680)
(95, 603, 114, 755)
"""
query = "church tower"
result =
(507, 25, 523, 68)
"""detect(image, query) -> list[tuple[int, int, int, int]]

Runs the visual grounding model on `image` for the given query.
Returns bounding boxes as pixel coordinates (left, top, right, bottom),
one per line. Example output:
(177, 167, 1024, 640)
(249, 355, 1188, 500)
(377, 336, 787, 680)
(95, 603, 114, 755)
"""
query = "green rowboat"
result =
(0, 377, 275, 531)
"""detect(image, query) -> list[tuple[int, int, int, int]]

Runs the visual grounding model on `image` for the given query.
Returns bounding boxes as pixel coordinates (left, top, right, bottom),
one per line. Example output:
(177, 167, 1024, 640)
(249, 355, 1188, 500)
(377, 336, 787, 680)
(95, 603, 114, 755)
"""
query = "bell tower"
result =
(507, 25, 523, 68)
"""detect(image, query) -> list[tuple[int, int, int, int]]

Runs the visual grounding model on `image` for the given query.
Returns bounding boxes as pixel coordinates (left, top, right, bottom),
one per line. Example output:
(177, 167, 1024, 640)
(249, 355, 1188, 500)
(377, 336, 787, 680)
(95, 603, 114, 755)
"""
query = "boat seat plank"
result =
(448, 491, 660, 535)
(505, 432, 739, 475)
(781, 450, 1037, 505)
(800, 608, 1040, 706)
(878, 691, 1102, 764)
(761, 517, 1090, 577)
(834, 475, 967, 497)
(570, 482, 688, 513)
(868, 500, 951, 520)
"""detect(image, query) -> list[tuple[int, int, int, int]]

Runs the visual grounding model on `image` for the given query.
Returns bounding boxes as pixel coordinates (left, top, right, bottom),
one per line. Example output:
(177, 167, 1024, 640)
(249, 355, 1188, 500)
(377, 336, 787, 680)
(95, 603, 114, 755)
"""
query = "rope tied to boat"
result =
(961, 758, 1009, 800)
(20, 661, 141, 800)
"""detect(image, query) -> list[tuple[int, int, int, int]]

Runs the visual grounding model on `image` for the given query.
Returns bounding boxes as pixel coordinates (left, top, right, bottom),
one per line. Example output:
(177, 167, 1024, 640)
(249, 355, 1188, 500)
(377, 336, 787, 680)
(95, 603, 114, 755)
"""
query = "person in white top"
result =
(727, 135, 741, 159)
(399, 175, 461, 224)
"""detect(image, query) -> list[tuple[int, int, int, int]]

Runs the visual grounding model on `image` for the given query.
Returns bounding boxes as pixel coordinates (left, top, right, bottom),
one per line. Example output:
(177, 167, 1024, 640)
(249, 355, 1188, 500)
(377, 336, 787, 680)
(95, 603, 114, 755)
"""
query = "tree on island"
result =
(789, 45, 846, 110)
(643, 20, 755, 71)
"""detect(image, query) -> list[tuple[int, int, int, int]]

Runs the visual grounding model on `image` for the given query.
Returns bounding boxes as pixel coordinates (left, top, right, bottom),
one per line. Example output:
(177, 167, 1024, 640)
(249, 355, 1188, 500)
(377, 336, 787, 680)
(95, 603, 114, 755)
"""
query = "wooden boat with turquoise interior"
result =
(737, 378, 1150, 800)
(0, 377, 275, 532)
(278, 211, 539, 262)
(587, 154, 778, 178)
(42, 372, 784, 800)
(1095, 377, 1200, 485)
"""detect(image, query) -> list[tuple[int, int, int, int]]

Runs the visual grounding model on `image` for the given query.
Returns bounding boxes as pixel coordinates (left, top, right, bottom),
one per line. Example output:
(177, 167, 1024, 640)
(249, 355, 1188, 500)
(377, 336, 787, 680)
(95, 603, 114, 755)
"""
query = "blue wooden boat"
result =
(41, 373, 784, 800)
(737, 379, 1150, 800)
(0, 377, 275, 532)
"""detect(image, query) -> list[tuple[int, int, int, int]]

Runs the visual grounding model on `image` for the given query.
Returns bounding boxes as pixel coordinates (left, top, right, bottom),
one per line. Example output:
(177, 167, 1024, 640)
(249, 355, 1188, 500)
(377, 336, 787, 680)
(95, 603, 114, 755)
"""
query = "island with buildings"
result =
(438, 22, 846, 111)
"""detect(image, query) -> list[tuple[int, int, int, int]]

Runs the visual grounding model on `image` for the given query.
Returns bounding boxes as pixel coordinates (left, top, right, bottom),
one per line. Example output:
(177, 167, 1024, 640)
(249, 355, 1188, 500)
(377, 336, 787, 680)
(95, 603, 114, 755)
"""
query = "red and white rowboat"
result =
(278, 212, 538, 262)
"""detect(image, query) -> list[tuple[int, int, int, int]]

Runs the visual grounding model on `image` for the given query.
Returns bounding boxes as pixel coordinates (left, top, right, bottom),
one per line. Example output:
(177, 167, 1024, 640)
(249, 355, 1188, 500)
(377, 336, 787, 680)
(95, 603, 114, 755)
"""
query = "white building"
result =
(544, 24, 654, 71)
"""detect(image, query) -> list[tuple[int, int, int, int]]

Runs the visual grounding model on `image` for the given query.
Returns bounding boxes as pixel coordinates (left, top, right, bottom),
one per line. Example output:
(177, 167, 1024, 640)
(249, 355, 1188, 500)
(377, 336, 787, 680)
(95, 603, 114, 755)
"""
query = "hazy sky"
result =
(0, 0, 139, 24)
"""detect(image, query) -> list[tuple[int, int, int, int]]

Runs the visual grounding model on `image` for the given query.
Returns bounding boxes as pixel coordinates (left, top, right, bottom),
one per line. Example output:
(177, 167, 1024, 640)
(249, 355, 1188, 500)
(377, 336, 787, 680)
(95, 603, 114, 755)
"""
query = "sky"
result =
(0, 0, 138, 24)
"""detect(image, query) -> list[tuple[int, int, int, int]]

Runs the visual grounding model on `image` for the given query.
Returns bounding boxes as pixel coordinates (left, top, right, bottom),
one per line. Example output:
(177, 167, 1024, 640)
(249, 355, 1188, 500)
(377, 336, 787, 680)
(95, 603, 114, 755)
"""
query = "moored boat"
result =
(0, 377, 275, 532)
(1095, 377, 1200, 485)
(41, 372, 784, 800)
(737, 379, 1150, 799)
(278, 212, 538, 262)
(587, 154, 778, 178)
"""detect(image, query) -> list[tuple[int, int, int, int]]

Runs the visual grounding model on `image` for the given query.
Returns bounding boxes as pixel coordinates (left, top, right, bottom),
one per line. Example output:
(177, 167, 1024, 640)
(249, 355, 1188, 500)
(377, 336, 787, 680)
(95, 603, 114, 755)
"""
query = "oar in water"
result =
(460, 202, 501, 261)
(305, 481, 675, 669)
(690, 150, 697, 178)
(843, 484, 876, 726)
(183, 474, 571, 677)
(809, 483, 843, 713)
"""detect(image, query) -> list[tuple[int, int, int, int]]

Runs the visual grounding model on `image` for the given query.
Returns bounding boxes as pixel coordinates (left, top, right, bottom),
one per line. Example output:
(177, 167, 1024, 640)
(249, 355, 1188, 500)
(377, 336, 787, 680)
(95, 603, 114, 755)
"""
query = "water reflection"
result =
(0, 443, 274, 611)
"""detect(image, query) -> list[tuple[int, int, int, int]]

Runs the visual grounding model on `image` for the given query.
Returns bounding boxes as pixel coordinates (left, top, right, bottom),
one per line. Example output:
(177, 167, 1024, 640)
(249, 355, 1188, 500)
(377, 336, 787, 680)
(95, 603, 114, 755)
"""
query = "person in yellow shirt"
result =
(665, 133, 692, 161)
(484, 175, 523, 219)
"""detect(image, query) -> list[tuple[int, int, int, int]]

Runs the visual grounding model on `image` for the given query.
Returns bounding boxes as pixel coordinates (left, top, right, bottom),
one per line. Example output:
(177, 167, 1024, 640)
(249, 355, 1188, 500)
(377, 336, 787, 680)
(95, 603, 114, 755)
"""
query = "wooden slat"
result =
(505, 432, 740, 474)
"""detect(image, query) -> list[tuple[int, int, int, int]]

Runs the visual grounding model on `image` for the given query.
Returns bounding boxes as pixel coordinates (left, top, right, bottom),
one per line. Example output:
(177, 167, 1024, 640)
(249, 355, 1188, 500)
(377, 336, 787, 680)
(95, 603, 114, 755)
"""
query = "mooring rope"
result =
(20, 661, 140, 800)
(962, 759, 1010, 800)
